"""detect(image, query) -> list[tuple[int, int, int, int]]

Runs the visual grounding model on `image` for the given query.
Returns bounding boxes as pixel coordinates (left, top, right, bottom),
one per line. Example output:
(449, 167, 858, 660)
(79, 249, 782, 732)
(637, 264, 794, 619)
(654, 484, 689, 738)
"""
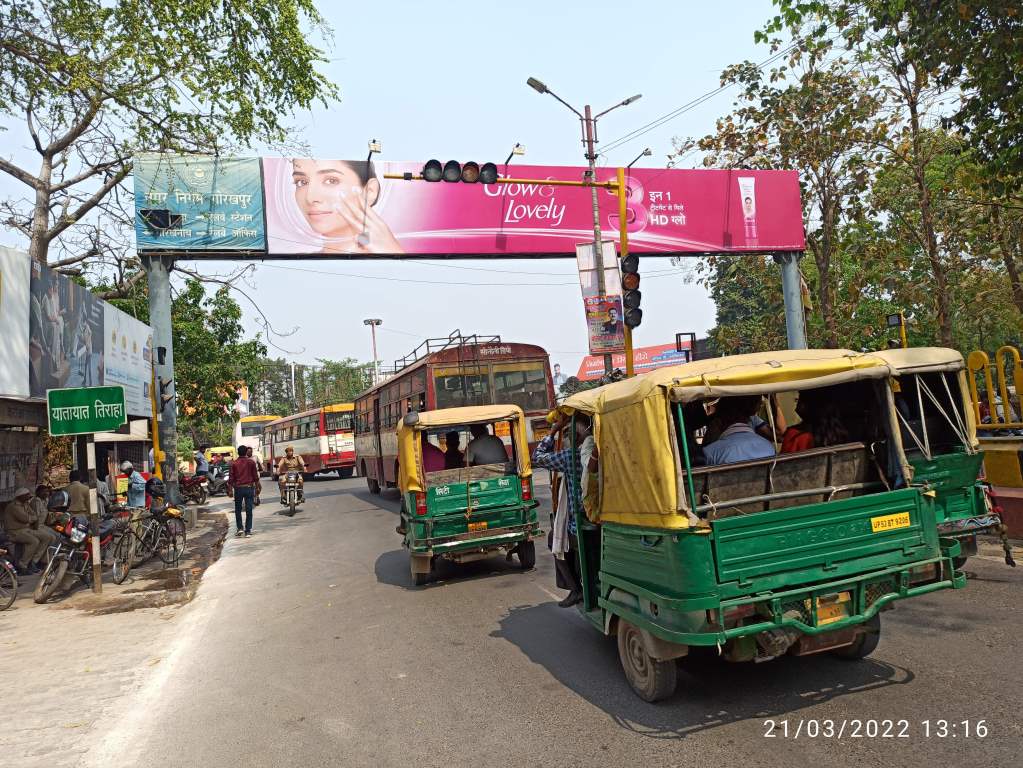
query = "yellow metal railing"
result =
(968, 346, 1023, 430)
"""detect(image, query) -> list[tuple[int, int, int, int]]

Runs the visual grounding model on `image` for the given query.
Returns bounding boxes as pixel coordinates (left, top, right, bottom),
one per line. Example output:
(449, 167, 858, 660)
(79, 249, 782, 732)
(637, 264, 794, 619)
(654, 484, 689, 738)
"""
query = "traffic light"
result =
(621, 253, 642, 328)
(421, 160, 499, 184)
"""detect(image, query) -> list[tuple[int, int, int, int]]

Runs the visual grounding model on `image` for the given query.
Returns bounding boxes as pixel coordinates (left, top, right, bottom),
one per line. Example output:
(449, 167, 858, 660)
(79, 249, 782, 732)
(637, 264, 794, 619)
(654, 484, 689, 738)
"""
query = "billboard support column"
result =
(143, 254, 179, 504)
(773, 251, 807, 350)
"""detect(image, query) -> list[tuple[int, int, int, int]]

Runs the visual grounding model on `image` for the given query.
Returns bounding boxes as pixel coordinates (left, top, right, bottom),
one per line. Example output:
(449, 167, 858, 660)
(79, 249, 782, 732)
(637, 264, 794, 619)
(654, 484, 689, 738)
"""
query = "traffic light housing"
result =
(621, 253, 642, 328)
(421, 160, 499, 184)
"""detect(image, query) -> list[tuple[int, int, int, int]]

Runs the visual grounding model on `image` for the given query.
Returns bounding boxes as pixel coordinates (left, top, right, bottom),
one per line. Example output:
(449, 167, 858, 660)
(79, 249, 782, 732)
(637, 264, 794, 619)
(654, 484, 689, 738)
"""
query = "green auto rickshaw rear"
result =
(396, 405, 542, 586)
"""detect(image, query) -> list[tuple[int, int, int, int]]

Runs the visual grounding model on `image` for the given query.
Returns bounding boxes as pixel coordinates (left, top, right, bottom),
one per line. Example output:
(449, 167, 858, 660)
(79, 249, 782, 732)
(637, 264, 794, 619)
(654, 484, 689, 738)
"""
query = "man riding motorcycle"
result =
(276, 447, 306, 504)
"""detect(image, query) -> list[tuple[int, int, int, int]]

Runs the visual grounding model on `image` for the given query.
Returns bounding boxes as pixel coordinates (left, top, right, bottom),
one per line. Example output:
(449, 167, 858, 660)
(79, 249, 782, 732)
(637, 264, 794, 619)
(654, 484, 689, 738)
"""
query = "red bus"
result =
(354, 332, 554, 494)
(263, 403, 357, 479)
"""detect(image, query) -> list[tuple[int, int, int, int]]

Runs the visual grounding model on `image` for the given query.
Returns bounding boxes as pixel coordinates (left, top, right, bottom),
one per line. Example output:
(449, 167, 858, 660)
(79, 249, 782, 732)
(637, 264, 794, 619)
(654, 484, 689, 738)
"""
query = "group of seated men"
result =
(422, 424, 508, 472)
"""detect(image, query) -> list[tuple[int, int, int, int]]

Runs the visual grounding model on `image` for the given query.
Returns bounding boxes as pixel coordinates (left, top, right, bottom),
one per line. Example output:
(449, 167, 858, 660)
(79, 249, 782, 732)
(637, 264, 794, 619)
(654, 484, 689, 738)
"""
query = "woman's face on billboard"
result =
(292, 159, 366, 238)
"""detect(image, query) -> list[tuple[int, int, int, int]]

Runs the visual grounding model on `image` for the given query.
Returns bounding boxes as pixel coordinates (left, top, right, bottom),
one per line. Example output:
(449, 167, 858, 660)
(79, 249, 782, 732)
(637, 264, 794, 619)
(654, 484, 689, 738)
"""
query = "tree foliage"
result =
(0, 0, 338, 285)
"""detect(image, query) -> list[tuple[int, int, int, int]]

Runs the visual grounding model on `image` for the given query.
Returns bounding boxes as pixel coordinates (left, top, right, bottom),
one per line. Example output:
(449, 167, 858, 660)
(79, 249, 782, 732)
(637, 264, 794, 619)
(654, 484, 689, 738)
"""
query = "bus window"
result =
(434, 371, 490, 409)
(326, 410, 354, 432)
(492, 362, 551, 412)
(240, 422, 264, 437)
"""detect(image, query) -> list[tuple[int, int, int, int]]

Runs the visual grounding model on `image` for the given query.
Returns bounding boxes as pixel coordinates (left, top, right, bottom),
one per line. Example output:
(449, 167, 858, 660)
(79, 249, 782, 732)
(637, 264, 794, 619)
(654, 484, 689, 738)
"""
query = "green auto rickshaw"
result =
(396, 404, 542, 586)
(554, 348, 966, 702)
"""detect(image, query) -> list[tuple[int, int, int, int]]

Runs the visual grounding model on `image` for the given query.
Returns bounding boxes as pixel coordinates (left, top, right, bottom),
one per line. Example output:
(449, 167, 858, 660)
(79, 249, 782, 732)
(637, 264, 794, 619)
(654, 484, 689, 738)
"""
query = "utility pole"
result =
(364, 318, 382, 384)
(773, 252, 808, 350)
(142, 254, 180, 503)
(528, 77, 641, 375)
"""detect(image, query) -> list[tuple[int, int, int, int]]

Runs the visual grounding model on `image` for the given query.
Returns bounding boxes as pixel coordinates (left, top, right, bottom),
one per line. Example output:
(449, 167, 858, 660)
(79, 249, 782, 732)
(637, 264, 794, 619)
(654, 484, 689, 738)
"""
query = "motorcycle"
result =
(281, 470, 303, 517)
(206, 465, 233, 498)
(33, 509, 118, 604)
(179, 473, 209, 506)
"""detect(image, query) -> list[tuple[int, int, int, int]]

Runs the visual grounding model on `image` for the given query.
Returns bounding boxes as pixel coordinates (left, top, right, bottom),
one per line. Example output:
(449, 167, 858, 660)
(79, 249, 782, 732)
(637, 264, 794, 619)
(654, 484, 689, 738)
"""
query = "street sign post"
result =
(46, 385, 127, 594)
(47, 385, 127, 436)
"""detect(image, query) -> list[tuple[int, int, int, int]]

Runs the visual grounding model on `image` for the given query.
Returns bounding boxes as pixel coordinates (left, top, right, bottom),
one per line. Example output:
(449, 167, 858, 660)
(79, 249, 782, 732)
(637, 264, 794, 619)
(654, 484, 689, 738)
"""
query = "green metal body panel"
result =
(593, 486, 964, 647)
(403, 475, 540, 556)
(909, 452, 997, 538)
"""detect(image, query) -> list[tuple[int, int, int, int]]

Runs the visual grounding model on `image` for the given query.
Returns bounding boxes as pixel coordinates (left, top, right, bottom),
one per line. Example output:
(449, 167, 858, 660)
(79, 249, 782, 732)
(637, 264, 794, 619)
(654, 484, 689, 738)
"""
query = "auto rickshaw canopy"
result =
(396, 404, 531, 494)
(559, 349, 906, 530)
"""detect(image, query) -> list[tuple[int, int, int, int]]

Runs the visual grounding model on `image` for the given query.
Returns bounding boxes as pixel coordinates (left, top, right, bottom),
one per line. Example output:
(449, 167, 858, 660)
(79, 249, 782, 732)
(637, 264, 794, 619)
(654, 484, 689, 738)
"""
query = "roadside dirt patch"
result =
(64, 510, 229, 615)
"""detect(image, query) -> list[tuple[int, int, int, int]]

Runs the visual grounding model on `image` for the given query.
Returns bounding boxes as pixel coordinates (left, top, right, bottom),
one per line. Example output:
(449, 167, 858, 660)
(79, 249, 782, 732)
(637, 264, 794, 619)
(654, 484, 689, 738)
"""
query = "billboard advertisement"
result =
(29, 259, 105, 395)
(104, 305, 154, 417)
(134, 155, 265, 251)
(26, 260, 153, 417)
(134, 156, 805, 257)
(576, 342, 692, 381)
(0, 246, 31, 398)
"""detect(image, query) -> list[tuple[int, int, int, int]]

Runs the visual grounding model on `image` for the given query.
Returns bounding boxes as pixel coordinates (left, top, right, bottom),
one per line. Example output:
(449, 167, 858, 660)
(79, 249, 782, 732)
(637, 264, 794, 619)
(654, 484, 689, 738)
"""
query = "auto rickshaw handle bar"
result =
(675, 403, 699, 516)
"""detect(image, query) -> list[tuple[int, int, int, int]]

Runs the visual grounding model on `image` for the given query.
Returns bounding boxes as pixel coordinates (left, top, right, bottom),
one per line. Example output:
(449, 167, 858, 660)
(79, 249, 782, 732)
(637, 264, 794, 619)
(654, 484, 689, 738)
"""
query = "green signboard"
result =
(47, 385, 127, 436)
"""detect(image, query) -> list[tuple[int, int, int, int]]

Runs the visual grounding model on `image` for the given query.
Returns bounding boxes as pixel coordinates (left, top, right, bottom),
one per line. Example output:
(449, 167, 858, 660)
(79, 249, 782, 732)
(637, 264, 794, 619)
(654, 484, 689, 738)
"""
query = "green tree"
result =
(689, 44, 885, 346)
(171, 279, 266, 445)
(0, 0, 337, 287)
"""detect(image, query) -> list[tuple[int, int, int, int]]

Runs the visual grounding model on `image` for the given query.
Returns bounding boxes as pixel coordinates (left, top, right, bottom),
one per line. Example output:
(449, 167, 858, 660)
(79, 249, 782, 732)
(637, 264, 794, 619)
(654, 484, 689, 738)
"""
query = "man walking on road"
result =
(229, 445, 261, 537)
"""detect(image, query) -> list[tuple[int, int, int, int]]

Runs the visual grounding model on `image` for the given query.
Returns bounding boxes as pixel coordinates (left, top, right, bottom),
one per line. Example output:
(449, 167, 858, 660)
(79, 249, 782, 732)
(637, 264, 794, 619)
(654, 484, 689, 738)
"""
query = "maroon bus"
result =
(354, 332, 554, 494)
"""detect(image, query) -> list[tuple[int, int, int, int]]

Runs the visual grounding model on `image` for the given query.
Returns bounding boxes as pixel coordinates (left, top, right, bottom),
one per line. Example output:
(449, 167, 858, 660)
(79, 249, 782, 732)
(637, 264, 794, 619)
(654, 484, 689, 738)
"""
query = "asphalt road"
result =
(83, 476, 1023, 768)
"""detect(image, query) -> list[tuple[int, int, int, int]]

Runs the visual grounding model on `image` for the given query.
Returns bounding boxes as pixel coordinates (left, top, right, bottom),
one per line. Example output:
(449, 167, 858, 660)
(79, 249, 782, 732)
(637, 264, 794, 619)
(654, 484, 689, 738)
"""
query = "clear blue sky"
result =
(3, 0, 782, 376)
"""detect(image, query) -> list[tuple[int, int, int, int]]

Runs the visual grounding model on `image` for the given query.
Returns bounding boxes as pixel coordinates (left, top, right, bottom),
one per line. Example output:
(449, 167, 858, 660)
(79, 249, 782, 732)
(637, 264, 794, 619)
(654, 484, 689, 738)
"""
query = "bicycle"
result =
(0, 547, 18, 610)
(111, 508, 163, 584)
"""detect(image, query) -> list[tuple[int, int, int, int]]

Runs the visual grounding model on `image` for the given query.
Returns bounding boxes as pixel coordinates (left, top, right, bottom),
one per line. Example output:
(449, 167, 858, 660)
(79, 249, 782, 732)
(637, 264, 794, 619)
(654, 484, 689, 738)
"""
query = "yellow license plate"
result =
(870, 511, 911, 533)
(806, 592, 851, 625)
(467, 521, 488, 533)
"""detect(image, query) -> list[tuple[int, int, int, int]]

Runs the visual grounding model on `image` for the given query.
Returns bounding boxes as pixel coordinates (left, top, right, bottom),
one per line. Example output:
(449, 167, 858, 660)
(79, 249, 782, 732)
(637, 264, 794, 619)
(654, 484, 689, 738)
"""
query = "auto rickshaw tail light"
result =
(521, 478, 532, 500)
(415, 492, 428, 516)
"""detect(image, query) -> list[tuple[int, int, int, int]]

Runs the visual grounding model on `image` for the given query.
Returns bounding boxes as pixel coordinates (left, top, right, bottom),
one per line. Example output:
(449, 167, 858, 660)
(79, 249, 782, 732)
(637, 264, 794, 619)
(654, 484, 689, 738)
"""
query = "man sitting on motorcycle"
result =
(276, 446, 306, 504)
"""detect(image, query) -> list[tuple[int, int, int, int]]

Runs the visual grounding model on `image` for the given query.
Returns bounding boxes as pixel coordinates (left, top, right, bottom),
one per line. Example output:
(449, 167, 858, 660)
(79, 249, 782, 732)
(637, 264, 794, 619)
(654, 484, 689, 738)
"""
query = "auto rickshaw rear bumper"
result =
(600, 538, 966, 649)
(408, 519, 542, 557)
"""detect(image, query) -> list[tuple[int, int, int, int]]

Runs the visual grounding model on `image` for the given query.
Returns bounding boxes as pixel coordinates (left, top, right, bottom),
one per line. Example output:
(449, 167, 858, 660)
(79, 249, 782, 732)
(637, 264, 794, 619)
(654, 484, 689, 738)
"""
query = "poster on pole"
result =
(134, 155, 806, 257)
(0, 246, 30, 398)
(575, 241, 621, 297)
(584, 295, 626, 354)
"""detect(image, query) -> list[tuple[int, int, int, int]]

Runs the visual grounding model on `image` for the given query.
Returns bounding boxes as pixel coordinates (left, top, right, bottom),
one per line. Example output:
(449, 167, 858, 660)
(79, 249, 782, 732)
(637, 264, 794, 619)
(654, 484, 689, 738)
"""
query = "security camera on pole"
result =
(527, 77, 642, 376)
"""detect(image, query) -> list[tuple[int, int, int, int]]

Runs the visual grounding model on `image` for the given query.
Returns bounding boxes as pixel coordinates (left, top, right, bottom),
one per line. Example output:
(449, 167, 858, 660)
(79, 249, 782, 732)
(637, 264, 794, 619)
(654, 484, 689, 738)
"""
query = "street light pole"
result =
(528, 77, 642, 375)
(363, 319, 382, 384)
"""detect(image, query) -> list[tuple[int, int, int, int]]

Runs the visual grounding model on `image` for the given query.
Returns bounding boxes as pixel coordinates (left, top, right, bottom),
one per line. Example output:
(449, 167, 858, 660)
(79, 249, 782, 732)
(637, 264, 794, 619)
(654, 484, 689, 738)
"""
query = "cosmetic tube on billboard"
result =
(738, 176, 758, 245)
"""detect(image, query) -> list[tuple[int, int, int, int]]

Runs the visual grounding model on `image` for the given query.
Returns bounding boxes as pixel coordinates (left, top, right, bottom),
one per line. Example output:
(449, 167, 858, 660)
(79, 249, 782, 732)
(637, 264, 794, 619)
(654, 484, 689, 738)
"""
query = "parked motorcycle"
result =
(206, 465, 233, 498)
(33, 510, 118, 604)
(180, 473, 209, 506)
(281, 470, 303, 517)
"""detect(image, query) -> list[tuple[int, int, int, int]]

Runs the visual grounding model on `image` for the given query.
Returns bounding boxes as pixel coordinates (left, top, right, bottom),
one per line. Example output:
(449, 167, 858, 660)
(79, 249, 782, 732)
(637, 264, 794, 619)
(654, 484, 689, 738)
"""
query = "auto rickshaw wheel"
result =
(412, 571, 430, 586)
(831, 614, 881, 660)
(517, 540, 536, 570)
(616, 619, 678, 702)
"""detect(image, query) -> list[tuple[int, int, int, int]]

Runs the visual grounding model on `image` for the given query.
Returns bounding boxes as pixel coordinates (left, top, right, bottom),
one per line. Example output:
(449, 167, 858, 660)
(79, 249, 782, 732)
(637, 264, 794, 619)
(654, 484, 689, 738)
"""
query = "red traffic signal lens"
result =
(461, 162, 480, 183)
(442, 160, 462, 182)
(479, 162, 498, 184)
(622, 272, 640, 291)
(422, 160, 443, 182)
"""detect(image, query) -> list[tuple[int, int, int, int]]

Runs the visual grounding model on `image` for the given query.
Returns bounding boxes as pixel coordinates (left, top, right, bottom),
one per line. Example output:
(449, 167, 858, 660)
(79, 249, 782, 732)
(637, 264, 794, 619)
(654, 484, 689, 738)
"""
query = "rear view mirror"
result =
(403, 412, 420, 427)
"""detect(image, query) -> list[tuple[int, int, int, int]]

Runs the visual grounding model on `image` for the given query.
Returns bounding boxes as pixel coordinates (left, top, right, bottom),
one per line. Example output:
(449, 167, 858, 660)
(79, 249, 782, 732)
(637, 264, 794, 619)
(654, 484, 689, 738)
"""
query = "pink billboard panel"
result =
(576, 341, 692, 381)
(263, 159, 804, 257)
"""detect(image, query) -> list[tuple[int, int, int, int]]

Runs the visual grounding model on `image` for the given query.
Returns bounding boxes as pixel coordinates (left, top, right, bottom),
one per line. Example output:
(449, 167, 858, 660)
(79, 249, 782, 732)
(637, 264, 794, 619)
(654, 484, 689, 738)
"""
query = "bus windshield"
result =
(241, 422, 267, 437)
(492, 361, 551, 413)
(325, 410, 354, 432)
(434, 370, 490, 409)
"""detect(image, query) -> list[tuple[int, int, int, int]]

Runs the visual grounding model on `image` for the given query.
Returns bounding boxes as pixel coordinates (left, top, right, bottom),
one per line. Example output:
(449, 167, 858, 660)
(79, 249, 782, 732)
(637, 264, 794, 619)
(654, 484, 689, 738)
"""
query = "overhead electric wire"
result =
(598, 43, 799, 158)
